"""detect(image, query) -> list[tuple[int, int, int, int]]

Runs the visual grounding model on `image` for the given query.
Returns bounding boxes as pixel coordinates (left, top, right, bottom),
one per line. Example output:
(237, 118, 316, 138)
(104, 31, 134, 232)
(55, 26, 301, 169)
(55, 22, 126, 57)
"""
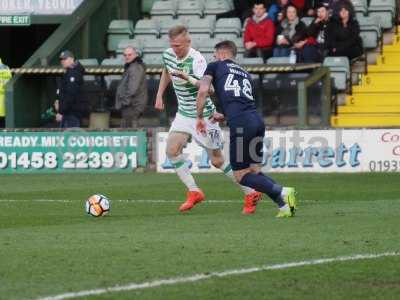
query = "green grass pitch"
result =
(0, 173, 399, 300)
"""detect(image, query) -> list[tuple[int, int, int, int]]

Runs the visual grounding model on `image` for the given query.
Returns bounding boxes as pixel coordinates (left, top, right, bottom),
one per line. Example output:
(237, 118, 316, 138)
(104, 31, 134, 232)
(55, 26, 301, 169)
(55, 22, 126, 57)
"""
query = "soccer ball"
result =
(85, 194, 110, 217)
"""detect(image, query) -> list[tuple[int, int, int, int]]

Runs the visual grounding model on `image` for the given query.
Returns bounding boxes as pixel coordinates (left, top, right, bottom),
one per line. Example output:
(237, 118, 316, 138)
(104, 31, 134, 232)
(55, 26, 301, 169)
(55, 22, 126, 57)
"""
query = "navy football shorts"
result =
(229, 111, 265, 171)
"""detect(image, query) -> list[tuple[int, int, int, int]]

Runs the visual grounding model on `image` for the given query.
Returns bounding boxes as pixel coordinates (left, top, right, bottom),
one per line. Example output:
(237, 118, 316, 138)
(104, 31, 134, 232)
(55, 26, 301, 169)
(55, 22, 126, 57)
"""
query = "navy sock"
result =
(240, 173, 285, 207)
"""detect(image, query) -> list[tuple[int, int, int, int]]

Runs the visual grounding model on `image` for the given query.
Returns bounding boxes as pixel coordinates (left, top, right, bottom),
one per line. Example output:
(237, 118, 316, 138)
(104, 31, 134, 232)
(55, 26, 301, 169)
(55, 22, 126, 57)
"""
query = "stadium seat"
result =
(186, 18, 215, 38)
(267, 57, 291, 64)
(79, 59, 99, 82)
(323, 56, 350, 91)
(107, 20, 134, 52)
(214, 18, 242, 39)
(301, 17, 314, 27)
(143, 38, 170, 55)
(238, 57, 264, 65)
(134, 19, 160, 38)
(79, 59, 99, 66)
(204, 0, 231, 16)
(229, 37, 245, 54)
(116, 39, 144, 56)
(177, 0, 204, 18)
(351, 0, 368, 18)
(197, 38, 224, 54)
(150, 0, 177, 20)
(143, 53, 165, 65)
(159, 18, 187, 37)
(101, 58, 124, 98)
(358, 16, 381, 49)
(368, 0, 395, 29)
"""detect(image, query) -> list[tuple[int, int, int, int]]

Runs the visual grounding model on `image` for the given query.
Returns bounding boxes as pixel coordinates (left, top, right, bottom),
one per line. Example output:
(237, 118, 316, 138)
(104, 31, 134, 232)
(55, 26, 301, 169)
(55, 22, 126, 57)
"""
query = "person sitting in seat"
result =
(273, 5, 308, 58)
(243, 2, 276, 62)
(326, 3, 363, 60)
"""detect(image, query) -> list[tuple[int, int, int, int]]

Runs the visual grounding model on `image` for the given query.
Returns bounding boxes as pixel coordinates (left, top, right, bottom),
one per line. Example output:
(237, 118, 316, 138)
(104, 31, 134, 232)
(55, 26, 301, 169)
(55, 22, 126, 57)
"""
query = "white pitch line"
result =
(35, 251, 399, 300)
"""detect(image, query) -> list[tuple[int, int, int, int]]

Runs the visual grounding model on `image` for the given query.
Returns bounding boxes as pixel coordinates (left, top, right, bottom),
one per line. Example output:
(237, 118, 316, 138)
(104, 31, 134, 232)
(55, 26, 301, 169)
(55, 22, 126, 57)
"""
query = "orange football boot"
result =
(242, 191, 263, 214)
(179, 190, 205, 212)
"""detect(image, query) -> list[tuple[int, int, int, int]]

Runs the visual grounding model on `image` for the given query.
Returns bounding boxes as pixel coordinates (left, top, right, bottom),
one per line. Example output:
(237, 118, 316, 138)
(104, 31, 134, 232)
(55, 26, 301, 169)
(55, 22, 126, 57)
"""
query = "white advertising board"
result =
(157, 129, 400, 173)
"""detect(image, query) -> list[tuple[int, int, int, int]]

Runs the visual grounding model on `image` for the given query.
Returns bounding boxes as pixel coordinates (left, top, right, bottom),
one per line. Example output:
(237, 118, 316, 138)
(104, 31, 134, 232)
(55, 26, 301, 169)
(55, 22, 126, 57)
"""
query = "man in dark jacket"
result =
(115, 46, 148, 128)
(243, 2, 276, 61)
(55, 50, 85, 128)
(301, 3, 331, 62)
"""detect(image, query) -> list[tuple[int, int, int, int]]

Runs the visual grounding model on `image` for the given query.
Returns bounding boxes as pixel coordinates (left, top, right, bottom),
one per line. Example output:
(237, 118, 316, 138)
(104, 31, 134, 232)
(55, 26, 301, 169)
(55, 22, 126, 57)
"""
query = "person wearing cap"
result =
(115, 46, 148, 128)
(54, 50, 85, 128)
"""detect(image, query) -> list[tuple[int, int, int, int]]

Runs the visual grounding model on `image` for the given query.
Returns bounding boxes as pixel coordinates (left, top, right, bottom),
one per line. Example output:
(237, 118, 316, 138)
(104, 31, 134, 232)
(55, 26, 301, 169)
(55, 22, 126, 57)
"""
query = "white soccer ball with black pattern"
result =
(85, 194, 110, 217)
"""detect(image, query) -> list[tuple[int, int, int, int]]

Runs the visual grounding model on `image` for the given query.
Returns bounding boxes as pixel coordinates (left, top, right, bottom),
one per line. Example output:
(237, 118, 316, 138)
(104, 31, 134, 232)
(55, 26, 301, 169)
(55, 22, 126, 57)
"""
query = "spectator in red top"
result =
(243, 2, 276, 62)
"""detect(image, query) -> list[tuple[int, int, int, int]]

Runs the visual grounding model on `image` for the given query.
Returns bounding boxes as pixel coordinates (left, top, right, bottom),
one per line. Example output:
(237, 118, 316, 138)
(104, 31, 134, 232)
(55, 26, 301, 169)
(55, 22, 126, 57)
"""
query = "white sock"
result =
(279, 204, 289, 211)
(281, 187, 290, 198)
(221, 163, 254, 195)
(170, 155, 199, 192)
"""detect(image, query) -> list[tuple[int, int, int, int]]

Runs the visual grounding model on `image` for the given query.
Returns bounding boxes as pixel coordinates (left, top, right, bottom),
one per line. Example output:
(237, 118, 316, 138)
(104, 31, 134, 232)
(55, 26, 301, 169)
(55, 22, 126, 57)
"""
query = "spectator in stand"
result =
(115, 46, 148, 128)
(300, 3, 331, 62)
(217, 0, 257, 23)
(55, 50, 85, 128)
(330, 0, 355, 19)
(244, 2, 276, 61)
(268, 0, 290, 23)
(326, 3, 363, 60)
(273, 5, 308, 58)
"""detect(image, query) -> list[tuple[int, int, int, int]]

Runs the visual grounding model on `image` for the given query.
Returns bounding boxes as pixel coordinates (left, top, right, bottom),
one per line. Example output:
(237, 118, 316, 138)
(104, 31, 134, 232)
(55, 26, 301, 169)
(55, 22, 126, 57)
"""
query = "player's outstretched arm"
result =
(155, 68, 171, 111)
(196, 75, 213, 134)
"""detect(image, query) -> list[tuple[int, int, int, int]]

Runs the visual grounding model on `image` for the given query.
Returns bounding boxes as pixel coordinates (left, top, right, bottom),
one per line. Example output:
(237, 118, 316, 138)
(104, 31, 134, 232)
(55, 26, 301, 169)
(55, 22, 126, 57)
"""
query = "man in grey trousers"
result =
(115, 46, 148, 128)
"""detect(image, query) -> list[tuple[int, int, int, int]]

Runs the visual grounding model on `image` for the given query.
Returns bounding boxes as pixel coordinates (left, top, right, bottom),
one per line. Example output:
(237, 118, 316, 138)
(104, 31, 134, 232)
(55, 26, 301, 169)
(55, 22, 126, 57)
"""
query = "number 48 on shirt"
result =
(223, 74, 254, 101)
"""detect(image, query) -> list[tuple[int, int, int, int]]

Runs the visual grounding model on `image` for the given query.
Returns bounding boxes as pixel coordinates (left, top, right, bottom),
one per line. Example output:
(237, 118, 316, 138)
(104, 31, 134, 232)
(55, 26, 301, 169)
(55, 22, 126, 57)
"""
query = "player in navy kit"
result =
(195, 40, 297, 217)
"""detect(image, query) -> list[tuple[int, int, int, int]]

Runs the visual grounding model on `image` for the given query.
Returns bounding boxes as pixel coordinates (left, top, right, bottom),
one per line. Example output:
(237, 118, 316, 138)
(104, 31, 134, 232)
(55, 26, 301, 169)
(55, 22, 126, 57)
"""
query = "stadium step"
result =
(331, 113, 400, 127)
(346, 93, 400, 105)
(333, 29, 400, 127)
(338, 105, 400, 113)
(360, 73, 400, 86)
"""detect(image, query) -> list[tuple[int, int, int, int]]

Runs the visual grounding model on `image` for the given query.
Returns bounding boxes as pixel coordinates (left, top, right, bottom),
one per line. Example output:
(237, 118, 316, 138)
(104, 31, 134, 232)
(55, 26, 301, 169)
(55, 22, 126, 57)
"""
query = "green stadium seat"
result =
(186, 18, 215, 38)
(323, 56, 350, 91)
(238, 57, 264, 65)
(107, 20, 134, 52)
(101, 58, 124, 91)
(357, 16, 381, 49)
(267, 57, 291, 64)
(214, 18, 242, 39)
(197, 38, 224, 54)
(177, 0, 204, 18)
(351, 0, 368, 17)
(116, 39, 144, 56)
(134, 19, 160, 38)
(79, 59, 99, 66)
(159, 18, 187, 37)
(204, 0, 231, 16)
(143, 54, 164, 65)
(150, 0, 177, 21)
(368, 0, 395, 29)
(79, 59, 99, 82)
(143, 38, 170, 55)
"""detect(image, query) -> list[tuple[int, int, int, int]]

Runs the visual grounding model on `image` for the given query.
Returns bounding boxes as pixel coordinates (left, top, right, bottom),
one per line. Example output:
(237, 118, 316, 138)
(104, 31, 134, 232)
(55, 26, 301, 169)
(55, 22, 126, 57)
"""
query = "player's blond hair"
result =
(168, 25, 189, 39)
